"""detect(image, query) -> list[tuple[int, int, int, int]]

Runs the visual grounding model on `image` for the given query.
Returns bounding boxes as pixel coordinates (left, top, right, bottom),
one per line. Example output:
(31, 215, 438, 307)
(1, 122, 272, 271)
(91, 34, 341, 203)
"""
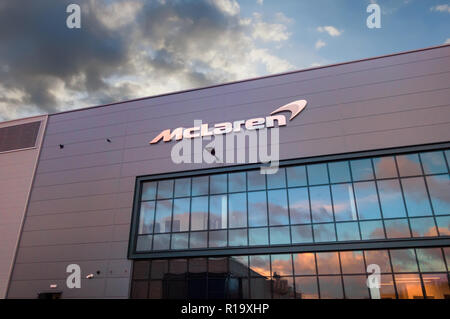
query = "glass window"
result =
(269, 226, 290, 245)
(291, 225, 313, 244)
(190, 196, 208, 231)
(420, 151, 447, 175)
(171, 232, 188, 250)
(157, 180, 173, 199)
(410, 217, 438, 237)
(229, 193, 247, 228)
(268, 189, 289, 226)
(131, 281, 148, 299)
(354, 181, 382, 220)
(229, 229, 247, 247)
(360, 220, 385, 240)
(436, 216, 450, 236)
(133, 261, 150, 280)
(189, 258, 207, 273)
(136, 235, 152, 252)
(364, 250, 392, 273)
(249, 255, 271, 277)
(209, 195, 227, 230)
(248, 191, 268, 227)
(310, 185, 333, 222)
(350, 159, 374, 181)
(169, 259, 187, 274)
(307, 163, 329, 185)
(189, 231, 207, 249)
(415, 248, 447, 272)
(313, 223, 336, 242)
(343, 275, 370, 299)
(373, 156, 398, 179)
(230, 255, 249, 277)
(271, 254, 293, 276)
(172, 198, 190, 232)
(377, 179, 406, 218)
(208, 230, 227, 248)
(249, 227, 268, 246)
(319, 276, 343, 299)
(370, 274, 396, 299)
(390, 249, 419, 272)
(328, 161, 351, 183)
(385, 218, 411, 239)
(142, 181, 157, 201)
(153, 233, 170, 250)
(396, 153, 422, 177)
(401, 177, 432, 217)
(247, 170, 266, 191)
(316, 252, 340, 274)
(288, 187, 310, 224)
(174, 178, 190, 198)
(286, 165, 307, 187)
(395, 274, 423, 299)
(340, 251, 365, 274)
(192, 176, 209, 196)
(250, 278, 272, 299)
(295, 277, 319, 299)
(336, 222, 360, 241)
(293, 253, 316, 275)
(267, 168, 286, 189)
(210, 174, 227, 194)
(148, 281, 163, 299)
(272, 275, 294, 299)
(151, 260, 168, 279)
(426, 174, 450, 215)
(332, 184, 357, 221)
(139, 201, 155, 234)
(209, 257, 228, 273)
(154, 200, 172, 233)
(228, 172, 246, 193)
(422, 274, 450, 299)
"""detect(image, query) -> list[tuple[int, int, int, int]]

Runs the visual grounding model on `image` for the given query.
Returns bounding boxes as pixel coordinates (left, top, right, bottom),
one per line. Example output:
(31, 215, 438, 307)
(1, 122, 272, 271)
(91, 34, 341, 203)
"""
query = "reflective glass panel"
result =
(422, 274, 450, 299)
(229, 193, 247, 228)
(189, 231, 207, 249)
(171, 232, 188, 250)
(268, 189, 289, 226)
(316, 252, 340, 274)
(247, 170, 266, 191)
(228, 172, 246, 193)
(190, 196, 208, 231)
(343, 275, 370, 299)
(293, 253, 316, 275)
(139, 201, 155, 234)
(410, 217, 438, 237)
(369, 274, 396, 299)
(136, 235, 152, 252)
(360, 220, 385, 240)
(209, 195, 227, 230)
(390, 249, 419, 272)
(328, 161, 351, 183)
(364, 250, 391, 273)
(154, 200, 172, 233)
(319, 276, 343, 299)
(396, 153, 422, 177)
(288, 187, 310, 224)
(286, 165, 307, 187)
(153, 233, 170, 250)
(340, 251, 365, 274)
(426, 174, 450, 215)
(229, 229, 247, 247)
(210, 174, 227, 194)
(384, 218, 410, 239)
(142, 181, 157, 201)
(401, 177, 432, 217)
(307, 163, 329, 185)
(267, 168, 286, 189)
(395, 274, 423, 299)
(377, 179, 406, 218)
(192, 176, 209, 196)
(415, 248, 446, 272)
(174, 178, 190, 198)
(249, 227, 269, 246)
(172, 198, 190, 232)
(271, 254, 293, 276)
(248, 191, 268, 227)
(157, 180, 173, 199)
(350, 159, 374, 181)
(420, 151, 447, 175)
(295, 277, 319, 299)
(291, 225, 313, 244)
(269, 226, 290, 245)
(436, 216, 450, 236)
(272, 276, 294, 299)
(373, 156, 398, 179)
(208, 230, 227, 248)
(332, 183, 357, 221)
(310, 185, 333, 222)
(313, 223, 336, 242)
(336, 222, 360, 241)
(354, 181, 381, 219)
(249, 255, 271, 277)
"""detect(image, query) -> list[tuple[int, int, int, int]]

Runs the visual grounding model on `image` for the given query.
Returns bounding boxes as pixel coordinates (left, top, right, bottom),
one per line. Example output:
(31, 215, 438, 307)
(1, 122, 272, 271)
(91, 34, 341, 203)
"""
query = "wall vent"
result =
(0, 121, 41, 153)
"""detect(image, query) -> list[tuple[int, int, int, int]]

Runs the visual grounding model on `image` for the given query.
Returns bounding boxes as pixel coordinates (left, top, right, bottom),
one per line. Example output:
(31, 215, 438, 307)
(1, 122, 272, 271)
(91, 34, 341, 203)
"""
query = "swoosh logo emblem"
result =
(271, 99, 307, 121)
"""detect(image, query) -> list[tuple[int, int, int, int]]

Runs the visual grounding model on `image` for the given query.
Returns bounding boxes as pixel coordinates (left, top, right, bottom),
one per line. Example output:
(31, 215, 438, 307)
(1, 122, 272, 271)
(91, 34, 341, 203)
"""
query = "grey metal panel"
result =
(7, 45, 450, 299)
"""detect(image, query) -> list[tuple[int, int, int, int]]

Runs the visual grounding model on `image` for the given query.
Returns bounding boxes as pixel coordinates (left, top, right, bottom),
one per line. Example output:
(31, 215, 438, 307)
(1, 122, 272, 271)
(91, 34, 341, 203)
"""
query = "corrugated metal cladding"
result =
(6, 45, 450, 298)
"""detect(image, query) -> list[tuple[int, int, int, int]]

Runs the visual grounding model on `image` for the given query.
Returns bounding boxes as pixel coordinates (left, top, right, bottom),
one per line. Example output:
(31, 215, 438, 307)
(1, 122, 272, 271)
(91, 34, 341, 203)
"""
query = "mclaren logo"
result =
(149, 99, 307, 144)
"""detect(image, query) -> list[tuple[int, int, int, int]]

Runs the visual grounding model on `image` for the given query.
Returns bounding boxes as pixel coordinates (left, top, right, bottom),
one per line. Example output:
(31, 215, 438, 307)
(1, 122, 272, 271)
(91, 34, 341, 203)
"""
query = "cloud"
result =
(315, 39, 326, 49)
(0, 0, 295, 121)
(430, 4, 450, 13)
(251, 13, 291, 42)
(317, 25, 342, 37)
(256, 0, 264, 5)
(445, 38, 450, 44)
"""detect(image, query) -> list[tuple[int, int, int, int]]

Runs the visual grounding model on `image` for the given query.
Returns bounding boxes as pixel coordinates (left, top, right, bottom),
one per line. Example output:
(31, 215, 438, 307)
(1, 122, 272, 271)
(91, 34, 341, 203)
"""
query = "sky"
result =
(0, 0, 449, 121)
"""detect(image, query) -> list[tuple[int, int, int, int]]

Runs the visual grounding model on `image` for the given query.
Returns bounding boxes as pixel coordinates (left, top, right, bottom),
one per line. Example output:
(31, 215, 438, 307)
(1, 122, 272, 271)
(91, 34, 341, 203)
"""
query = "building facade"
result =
(1, 45, 450, 299)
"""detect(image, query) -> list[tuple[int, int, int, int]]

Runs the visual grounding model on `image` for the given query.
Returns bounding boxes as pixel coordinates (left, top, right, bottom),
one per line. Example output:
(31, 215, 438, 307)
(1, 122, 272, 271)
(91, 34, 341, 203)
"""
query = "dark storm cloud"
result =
(0, 0, 247, 119)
